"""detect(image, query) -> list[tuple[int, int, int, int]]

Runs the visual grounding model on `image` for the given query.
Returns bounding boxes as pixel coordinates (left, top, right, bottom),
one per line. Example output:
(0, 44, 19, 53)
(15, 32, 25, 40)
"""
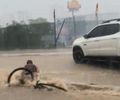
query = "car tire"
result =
(73, 47, 84, 64)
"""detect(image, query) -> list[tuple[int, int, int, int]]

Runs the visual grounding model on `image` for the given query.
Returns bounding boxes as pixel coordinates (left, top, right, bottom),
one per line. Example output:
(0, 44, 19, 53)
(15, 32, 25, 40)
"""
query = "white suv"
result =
(72, 19, 120, 63)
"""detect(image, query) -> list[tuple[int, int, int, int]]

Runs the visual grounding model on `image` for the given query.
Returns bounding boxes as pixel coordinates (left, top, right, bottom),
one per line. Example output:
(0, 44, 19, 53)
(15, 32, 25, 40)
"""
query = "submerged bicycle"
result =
(7, 67, 67, 92)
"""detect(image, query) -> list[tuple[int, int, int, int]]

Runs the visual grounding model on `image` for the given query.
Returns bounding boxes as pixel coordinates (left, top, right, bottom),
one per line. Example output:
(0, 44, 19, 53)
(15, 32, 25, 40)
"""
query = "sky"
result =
(0, 0, 120, 25)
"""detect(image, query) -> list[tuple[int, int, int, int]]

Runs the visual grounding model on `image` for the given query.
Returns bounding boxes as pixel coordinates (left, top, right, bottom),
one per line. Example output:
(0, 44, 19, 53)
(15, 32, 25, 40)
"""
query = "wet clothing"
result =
(24, 64, 38, 73)
(23, 64, 39, 80)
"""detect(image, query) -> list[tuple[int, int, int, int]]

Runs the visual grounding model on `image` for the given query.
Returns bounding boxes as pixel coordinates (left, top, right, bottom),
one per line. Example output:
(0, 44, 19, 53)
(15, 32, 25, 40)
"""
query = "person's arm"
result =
(35, 65, 40, 81)
(35, 66, 39, 73)
(24, 65, 28, 68)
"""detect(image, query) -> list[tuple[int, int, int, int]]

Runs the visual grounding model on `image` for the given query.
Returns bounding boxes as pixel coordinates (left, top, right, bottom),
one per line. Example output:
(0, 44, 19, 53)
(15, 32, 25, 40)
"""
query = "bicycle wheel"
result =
(35, 81, 67, 92)
(7, 67, 33, 85)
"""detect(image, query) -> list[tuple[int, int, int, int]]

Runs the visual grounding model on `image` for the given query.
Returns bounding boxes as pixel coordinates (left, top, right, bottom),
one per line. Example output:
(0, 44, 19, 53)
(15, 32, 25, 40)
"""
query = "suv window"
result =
(87, 24, 119, 38)
(101, 24, 119, 36)
(87, 26, 102, 38)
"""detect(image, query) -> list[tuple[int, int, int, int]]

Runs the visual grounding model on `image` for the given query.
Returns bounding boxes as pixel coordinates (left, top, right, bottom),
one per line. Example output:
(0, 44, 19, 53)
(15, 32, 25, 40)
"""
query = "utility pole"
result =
(53, 9, 66, 48)
(67, 0, 81, 39)
(95, 3, 99, 25)
(56, 19, 65, 43)
(72, 11, 76, 37)
(53, 9, 57, 48)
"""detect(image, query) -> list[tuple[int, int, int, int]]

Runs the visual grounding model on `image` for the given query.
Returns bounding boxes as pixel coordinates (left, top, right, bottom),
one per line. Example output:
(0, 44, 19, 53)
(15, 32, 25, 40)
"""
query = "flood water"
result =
(0, 49, 120, 86)
(0, 49, 120, 100)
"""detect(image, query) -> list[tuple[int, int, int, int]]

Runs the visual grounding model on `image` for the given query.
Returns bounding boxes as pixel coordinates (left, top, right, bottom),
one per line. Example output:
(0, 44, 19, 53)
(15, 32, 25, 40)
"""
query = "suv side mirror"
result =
(84, 34, 90, 38)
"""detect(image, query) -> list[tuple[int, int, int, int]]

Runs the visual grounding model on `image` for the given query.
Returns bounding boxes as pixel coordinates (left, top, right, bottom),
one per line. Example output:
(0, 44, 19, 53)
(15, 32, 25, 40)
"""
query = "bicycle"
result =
(7, 67, 67, 92)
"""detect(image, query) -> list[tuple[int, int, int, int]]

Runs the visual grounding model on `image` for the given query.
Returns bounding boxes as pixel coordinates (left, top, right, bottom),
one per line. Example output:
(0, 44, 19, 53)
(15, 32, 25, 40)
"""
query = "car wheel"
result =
(73, 47, 84, 64)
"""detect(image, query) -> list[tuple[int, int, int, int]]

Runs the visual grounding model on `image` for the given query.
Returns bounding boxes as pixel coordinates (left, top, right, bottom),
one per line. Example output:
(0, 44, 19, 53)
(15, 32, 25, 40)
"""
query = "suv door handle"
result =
(112, 38, 117, 39)
(94, 40, 99, 42)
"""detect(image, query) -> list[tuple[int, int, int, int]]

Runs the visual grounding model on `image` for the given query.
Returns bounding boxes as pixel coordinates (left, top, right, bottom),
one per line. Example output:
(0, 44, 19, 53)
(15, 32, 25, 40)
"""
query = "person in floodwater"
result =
(25, 60, 39, 80)
(20, 60, 39, 84)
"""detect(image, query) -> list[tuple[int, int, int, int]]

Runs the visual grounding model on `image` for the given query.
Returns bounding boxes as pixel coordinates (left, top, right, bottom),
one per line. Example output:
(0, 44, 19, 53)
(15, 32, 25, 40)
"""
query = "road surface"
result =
(0, 49, 120, 100)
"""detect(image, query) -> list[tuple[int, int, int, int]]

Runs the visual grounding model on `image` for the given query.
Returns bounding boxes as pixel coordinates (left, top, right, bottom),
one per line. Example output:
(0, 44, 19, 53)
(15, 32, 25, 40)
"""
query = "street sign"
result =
(67, 0, 81, 11)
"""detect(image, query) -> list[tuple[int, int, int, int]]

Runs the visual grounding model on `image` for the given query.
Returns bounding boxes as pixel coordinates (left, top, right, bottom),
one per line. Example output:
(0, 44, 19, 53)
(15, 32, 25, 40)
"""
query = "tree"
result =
(28, 17, 48, 24)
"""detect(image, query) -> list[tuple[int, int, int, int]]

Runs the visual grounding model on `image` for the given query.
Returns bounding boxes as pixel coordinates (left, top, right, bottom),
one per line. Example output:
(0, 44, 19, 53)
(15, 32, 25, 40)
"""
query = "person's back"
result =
(24, 60, 39, 80)
(24, 64, 37, 73)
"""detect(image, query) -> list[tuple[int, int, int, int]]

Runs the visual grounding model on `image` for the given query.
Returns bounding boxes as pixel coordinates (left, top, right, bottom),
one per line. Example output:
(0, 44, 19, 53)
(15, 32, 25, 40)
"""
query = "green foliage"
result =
(4, 23, 28, 49)
(1, 21, 54, 50)
(29, 18, 48, 24)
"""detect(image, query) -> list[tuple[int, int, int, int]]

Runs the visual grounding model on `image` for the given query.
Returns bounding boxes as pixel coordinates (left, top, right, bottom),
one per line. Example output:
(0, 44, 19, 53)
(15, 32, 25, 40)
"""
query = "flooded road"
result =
(0, 49, 120, 86)
(0, 49, 120, 100)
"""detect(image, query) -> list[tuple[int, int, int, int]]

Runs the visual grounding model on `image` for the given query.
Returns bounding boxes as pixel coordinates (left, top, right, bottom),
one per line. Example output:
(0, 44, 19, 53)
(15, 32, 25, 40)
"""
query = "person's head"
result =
(27, 60, 33, 64)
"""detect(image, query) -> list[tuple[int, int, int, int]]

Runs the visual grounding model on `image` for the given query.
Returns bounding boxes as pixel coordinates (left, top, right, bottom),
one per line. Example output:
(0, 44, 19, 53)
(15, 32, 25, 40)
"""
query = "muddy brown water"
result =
(0, 49, 120, 100)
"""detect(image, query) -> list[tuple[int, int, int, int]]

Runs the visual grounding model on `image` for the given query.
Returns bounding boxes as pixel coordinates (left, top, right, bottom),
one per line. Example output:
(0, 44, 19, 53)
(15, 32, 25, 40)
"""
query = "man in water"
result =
(20, 60, 39, 84)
